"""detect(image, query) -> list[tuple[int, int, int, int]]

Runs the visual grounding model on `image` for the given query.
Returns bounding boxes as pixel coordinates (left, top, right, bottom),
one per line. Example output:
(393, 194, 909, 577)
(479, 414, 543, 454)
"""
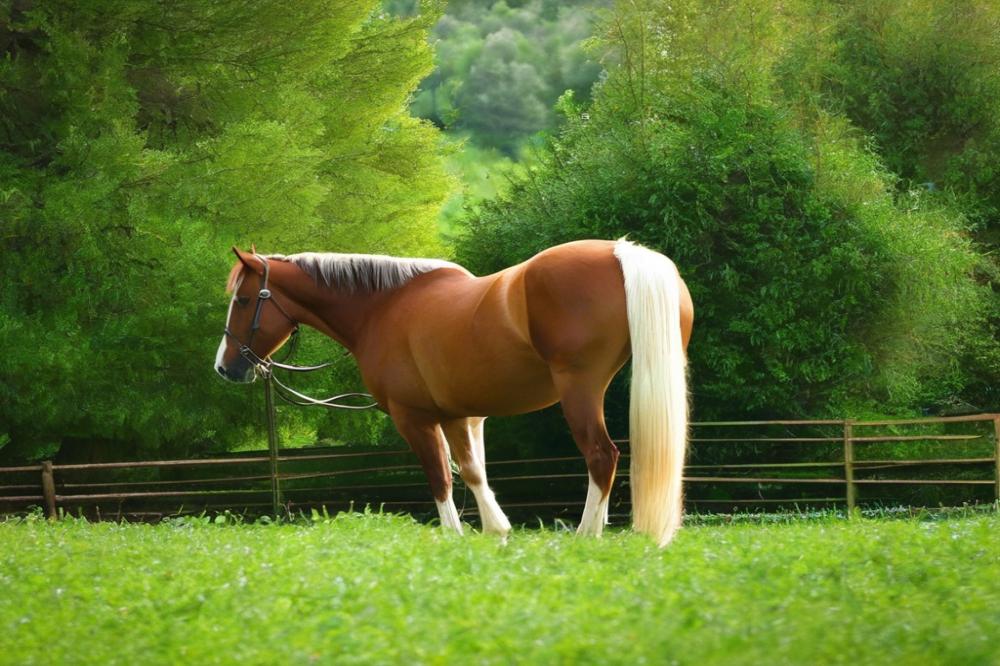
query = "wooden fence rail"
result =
(0, 414, 997, 522)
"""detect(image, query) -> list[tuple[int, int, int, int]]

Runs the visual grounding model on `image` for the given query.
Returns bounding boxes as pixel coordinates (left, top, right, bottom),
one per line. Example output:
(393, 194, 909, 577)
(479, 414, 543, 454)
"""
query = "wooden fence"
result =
(1, 414, 997, 523)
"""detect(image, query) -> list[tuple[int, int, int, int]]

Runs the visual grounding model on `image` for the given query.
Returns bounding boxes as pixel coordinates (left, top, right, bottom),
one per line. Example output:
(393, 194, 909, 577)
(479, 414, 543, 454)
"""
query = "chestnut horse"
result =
(215, 239, 693, 546)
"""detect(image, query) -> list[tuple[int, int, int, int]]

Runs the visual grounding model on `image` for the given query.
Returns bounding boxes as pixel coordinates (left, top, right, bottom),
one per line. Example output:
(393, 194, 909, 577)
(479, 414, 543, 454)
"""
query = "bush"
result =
(776, 0, 1000, 409)
(457, 0, 991, 420)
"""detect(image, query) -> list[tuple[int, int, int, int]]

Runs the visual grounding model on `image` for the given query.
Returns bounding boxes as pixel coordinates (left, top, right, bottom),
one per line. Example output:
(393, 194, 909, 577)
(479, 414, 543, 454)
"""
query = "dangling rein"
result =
(225, 254, 378, 411)
(247, 336, 376, 410)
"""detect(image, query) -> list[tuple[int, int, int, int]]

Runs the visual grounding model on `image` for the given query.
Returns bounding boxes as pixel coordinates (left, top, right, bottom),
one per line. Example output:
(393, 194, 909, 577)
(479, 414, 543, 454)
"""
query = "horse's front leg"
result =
(390, 408, 463, 534)
(442, 417, 511, 540)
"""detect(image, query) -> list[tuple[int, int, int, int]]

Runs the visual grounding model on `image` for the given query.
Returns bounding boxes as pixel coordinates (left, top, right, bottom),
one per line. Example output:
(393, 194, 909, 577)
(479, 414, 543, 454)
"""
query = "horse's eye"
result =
(236, 296, 250, 307)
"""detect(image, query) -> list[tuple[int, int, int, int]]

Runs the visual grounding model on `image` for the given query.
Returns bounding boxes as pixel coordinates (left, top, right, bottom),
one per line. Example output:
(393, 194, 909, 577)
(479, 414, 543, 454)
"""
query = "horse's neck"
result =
(276, 273, 374, 351)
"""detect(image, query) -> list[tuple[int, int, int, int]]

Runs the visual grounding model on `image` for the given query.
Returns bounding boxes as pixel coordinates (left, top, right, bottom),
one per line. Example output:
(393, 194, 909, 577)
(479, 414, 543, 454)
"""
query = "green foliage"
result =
(398, 0, 605, 154)
(1, 512, 998, 663)
(778, 1, 1000, 231)
(774, 0, 1000, 410)
(0, 1, 450, 460)
(435, 133, 540, 239)
(458, 0, 992, 419)
(3, 0, 998, 463)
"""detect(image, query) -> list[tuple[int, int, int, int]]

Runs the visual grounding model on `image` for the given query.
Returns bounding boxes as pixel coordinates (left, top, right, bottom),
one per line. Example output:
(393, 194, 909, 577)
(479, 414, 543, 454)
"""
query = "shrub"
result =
(457, 0, 991, 420)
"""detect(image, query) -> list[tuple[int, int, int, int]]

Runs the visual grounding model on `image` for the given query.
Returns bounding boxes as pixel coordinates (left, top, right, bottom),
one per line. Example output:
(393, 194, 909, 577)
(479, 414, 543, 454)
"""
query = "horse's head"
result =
(215, 247, 298, 383)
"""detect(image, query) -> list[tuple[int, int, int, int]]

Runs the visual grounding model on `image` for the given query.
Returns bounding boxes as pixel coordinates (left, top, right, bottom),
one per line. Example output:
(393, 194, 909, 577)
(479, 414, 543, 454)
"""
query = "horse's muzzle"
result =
(216, 359, 255, 384)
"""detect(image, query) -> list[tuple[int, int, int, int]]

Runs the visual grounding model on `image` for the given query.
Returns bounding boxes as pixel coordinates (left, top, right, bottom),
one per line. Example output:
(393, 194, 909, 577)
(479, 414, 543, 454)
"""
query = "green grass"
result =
(1, 511, 999, 665)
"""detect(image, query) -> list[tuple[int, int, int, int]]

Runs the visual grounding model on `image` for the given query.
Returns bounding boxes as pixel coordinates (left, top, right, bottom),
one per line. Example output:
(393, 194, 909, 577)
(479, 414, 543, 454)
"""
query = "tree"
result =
(457, 28, 551, 150)
(0, 0, 451, 461)
(404, 0, 604, 154)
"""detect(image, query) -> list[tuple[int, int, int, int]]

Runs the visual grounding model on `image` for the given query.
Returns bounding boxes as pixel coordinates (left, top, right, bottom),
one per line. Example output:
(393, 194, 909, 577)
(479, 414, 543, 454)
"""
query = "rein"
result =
(226, 254, 378, 411)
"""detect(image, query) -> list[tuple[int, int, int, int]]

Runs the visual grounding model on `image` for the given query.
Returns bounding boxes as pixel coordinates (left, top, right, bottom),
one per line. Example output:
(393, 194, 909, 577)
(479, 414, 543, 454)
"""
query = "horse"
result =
(215, 239, 693, 546)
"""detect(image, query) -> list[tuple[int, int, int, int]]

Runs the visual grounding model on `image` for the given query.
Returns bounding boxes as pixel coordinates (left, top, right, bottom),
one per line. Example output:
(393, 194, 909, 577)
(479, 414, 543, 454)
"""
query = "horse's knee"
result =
(394, 415, 454, 503)
(443, 419, 486, 487)
(458, 462, 483, 488)
(449, 441, 483, 487)
(423, 461, 453, 502)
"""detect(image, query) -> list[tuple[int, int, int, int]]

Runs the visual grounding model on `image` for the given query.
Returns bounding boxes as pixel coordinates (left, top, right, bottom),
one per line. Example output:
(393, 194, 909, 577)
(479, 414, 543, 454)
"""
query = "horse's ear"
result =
(232, 246, 264, 275)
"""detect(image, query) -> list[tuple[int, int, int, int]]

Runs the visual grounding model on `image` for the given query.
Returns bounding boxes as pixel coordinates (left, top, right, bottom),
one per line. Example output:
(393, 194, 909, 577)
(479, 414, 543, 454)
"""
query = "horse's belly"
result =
(424, 342, 559, 416)
(441, 368, 558, 417)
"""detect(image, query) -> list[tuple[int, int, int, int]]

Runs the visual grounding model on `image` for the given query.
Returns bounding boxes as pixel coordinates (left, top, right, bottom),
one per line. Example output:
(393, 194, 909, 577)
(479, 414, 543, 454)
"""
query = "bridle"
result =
(224, 254, 300, 367)
(224, 253, 377, 410)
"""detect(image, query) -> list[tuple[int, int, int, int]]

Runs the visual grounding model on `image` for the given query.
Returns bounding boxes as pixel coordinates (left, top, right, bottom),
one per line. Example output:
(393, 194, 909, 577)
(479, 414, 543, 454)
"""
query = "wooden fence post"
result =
(843, 420, 856, 518)
(40, 461, 57, 520)
(263, 371, 282, 517)
(993, 415, 1000, 509)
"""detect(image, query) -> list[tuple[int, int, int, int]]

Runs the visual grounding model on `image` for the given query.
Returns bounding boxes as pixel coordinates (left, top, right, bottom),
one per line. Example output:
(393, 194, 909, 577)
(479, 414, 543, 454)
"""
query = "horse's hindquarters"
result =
(522, 240, 631, 375)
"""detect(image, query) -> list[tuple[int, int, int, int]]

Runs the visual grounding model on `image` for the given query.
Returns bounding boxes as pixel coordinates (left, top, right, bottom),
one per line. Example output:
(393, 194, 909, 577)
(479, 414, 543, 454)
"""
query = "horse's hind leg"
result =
(442, 418, 512, 539)
(390, 408, 462, 534)
(553, 372, 620, 537)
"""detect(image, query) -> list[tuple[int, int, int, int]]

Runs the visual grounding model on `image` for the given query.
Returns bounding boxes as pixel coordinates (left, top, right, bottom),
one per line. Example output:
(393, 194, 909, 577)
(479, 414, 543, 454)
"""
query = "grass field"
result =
(1, 510, 998, 665)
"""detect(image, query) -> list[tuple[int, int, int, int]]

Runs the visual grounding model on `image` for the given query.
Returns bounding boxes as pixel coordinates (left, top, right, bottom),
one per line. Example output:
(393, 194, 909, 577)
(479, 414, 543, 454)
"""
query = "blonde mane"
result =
(271, 252, 468, 293)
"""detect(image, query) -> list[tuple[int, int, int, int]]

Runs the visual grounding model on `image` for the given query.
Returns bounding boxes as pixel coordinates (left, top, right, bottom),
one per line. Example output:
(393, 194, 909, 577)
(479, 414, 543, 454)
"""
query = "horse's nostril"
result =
(216, 365, 226, 377)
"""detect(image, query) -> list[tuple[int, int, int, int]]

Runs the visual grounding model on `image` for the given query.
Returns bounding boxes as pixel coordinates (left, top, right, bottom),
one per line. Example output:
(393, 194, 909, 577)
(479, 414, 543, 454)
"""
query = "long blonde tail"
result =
(614, 239, 688, 547)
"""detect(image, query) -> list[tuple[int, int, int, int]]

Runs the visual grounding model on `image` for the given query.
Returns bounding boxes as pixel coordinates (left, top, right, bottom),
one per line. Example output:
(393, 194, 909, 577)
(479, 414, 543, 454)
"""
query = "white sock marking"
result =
(468, 481, 511, 537)
(451, 417, 511, 540)
(578, 473, 609, 537)
(435, 496, 463, 534)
